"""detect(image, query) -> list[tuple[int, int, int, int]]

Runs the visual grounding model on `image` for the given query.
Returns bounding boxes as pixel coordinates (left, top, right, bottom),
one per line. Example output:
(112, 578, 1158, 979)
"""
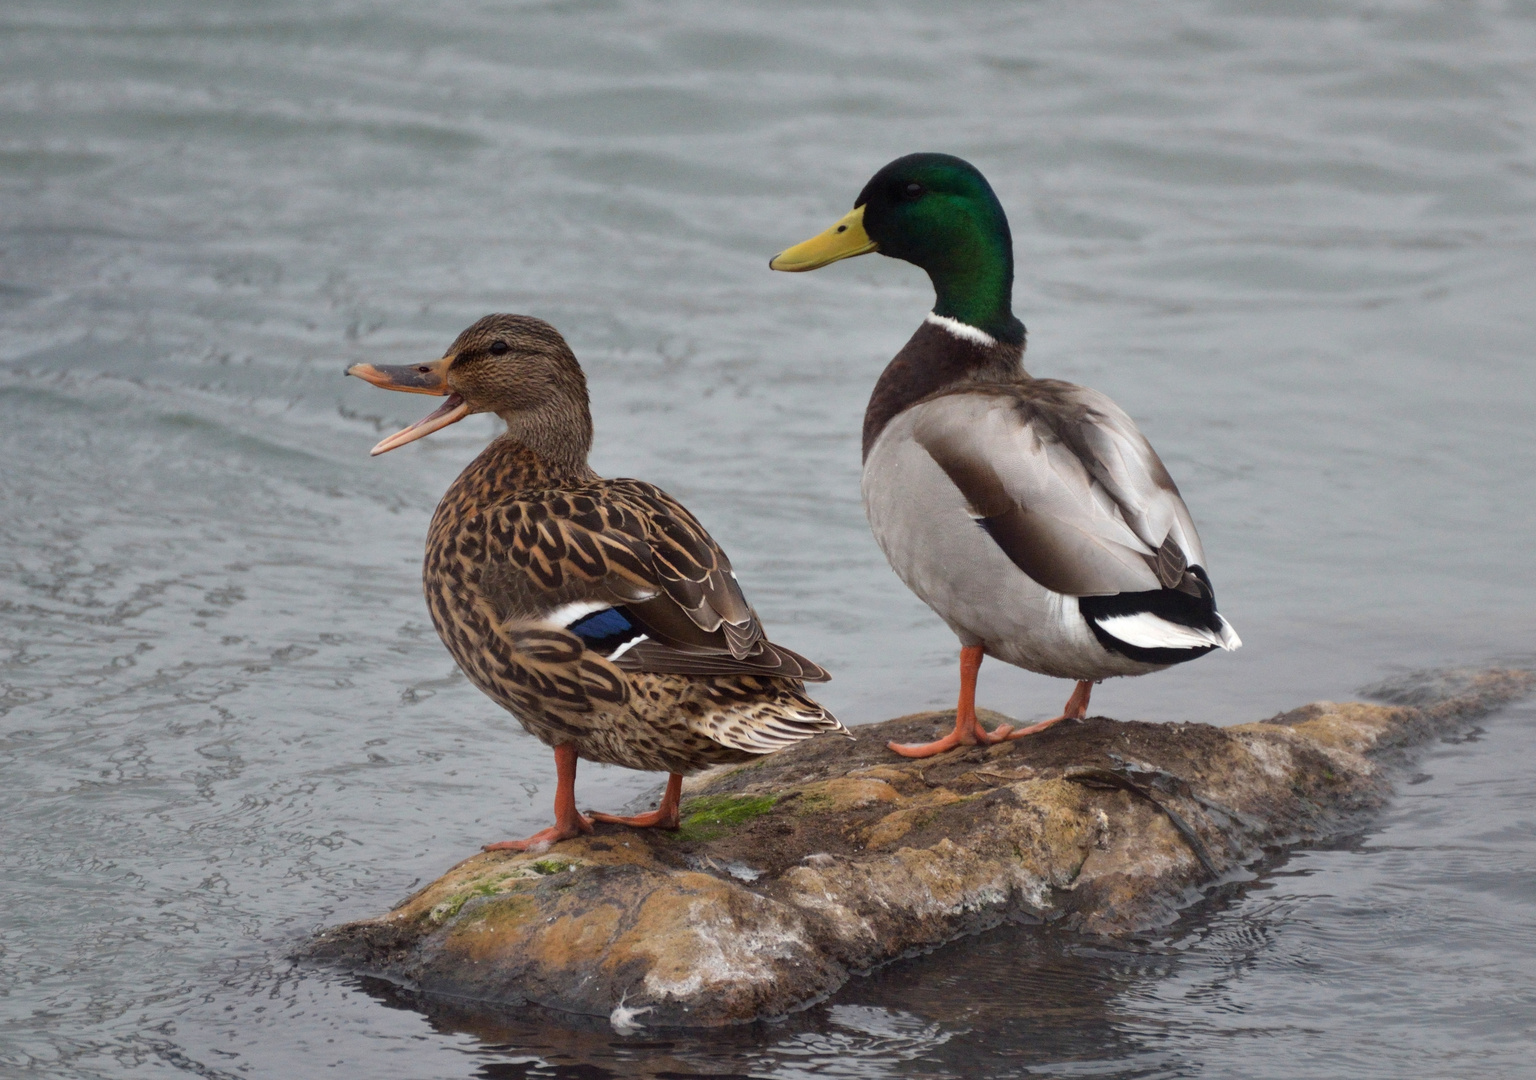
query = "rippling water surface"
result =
(3, 1, 1535, 1076)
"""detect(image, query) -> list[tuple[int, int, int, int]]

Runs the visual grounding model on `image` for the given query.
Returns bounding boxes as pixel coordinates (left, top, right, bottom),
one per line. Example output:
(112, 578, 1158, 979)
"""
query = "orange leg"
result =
(589, 772, 684, 830)
(889, 645, 1017, 758)
(483, 743, 594, 852)
(1000, 679, 1093, 740)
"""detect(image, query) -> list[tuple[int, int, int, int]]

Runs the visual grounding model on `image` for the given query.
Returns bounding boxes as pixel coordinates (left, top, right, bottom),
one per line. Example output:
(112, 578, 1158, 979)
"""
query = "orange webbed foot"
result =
(889, 644, 993, 759)
(483, 813, 593, 853)
(588, 807, 680, 829)
(585, 773, 684, 831)
(997, 680, 1092, 741)
(887, 728, 969, 758)
(997, 714, 1070, 740)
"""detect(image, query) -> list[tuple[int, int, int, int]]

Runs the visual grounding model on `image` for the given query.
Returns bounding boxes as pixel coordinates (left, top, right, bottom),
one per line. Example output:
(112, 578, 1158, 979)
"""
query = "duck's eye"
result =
(904, 182, 925, 199)
(489, 341, 510, 356)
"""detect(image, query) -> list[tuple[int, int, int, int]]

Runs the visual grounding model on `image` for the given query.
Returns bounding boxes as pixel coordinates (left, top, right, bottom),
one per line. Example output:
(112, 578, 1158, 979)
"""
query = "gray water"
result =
(2, 1, 1535, 1076)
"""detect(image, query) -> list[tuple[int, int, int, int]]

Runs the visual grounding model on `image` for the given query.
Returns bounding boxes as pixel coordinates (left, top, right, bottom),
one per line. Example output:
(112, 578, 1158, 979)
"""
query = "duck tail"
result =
(696, 678, 847, 755)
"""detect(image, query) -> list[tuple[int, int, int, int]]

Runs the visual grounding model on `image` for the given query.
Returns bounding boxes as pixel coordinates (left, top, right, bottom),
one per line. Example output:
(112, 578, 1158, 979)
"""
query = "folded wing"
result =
(910, 382, 1238, 662)
(478, 478, 830, 681)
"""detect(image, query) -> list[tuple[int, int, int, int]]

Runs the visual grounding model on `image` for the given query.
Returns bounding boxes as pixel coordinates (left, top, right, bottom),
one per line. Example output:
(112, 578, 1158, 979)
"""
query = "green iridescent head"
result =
(771, 153, 1023, 345)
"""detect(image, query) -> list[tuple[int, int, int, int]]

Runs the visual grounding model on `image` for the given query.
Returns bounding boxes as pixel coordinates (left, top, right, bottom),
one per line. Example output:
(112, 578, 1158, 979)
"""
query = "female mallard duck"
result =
(347, 314, 843, 849)
(770, 153, 1239, 759)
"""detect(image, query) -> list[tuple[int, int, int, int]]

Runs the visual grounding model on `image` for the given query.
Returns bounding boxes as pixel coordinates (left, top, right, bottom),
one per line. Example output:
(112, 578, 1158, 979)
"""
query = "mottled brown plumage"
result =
(348, 313, 843, 850)
(423, 438, 836, 772)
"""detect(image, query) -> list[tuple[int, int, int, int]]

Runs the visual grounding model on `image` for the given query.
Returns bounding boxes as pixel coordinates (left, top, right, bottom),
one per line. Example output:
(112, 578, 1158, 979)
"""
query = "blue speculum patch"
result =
(567, 606, 641, 655)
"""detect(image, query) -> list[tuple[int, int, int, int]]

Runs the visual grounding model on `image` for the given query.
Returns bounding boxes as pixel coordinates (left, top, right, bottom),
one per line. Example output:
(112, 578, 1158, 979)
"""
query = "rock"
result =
(303, 667, 1532, 1027)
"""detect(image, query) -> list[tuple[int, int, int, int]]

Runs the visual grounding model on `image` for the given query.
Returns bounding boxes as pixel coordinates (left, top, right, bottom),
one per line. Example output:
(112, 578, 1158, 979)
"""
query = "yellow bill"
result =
(345, 356, 471, 456)
(769, 205, 877, 272)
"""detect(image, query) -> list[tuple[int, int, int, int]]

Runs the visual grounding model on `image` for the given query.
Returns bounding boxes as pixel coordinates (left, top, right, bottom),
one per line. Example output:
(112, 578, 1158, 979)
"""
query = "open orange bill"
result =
(345, 356, 470, 456)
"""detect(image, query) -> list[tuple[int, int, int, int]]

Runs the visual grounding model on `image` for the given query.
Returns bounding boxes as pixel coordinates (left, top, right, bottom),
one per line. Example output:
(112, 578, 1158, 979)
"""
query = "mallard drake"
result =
(347, 314, 843, 850)
(770, 153, 1239, 759)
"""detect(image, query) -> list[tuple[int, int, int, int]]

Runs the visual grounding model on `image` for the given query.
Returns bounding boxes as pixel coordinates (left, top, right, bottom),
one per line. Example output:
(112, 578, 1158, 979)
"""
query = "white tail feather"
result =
(1215, 614, 1242, 650)
(1094, 611, 1233, 651)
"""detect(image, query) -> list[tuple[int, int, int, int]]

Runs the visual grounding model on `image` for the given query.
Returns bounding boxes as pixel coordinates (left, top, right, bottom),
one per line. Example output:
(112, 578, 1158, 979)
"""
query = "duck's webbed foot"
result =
(887, 726, 968, 758)
(588, 808, 676, 829)
(483, 814, 593, 853)
(588, 773, 683, 830)
(483, 742, 594, 852)
(998, 679, 1093, 741)
(888, 645, 999, 758)
(887, 714, 1017, 757)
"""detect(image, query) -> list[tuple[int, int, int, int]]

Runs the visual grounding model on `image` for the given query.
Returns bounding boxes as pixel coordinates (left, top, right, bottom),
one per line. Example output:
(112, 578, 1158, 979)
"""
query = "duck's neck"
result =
(496, 401, 595, 483)
(451, 406, 596, 498)
(861, 315, 1027, 461)
(926, 247, 1025, 348)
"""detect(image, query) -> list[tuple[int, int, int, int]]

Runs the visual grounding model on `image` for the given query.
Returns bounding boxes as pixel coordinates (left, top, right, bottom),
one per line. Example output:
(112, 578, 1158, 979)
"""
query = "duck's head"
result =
(770, 153, 1023, 345)
(346, 313, 592, 463)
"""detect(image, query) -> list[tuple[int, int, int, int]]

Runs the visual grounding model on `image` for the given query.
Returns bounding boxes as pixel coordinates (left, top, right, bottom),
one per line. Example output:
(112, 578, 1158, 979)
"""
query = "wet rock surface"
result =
(303, 668, 1533, 1027)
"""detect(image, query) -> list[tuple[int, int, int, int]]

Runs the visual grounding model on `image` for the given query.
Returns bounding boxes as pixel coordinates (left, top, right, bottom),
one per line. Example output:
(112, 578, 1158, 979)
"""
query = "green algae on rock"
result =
(304, 668, 1532, 1027)
(674, 793, 780, 842)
